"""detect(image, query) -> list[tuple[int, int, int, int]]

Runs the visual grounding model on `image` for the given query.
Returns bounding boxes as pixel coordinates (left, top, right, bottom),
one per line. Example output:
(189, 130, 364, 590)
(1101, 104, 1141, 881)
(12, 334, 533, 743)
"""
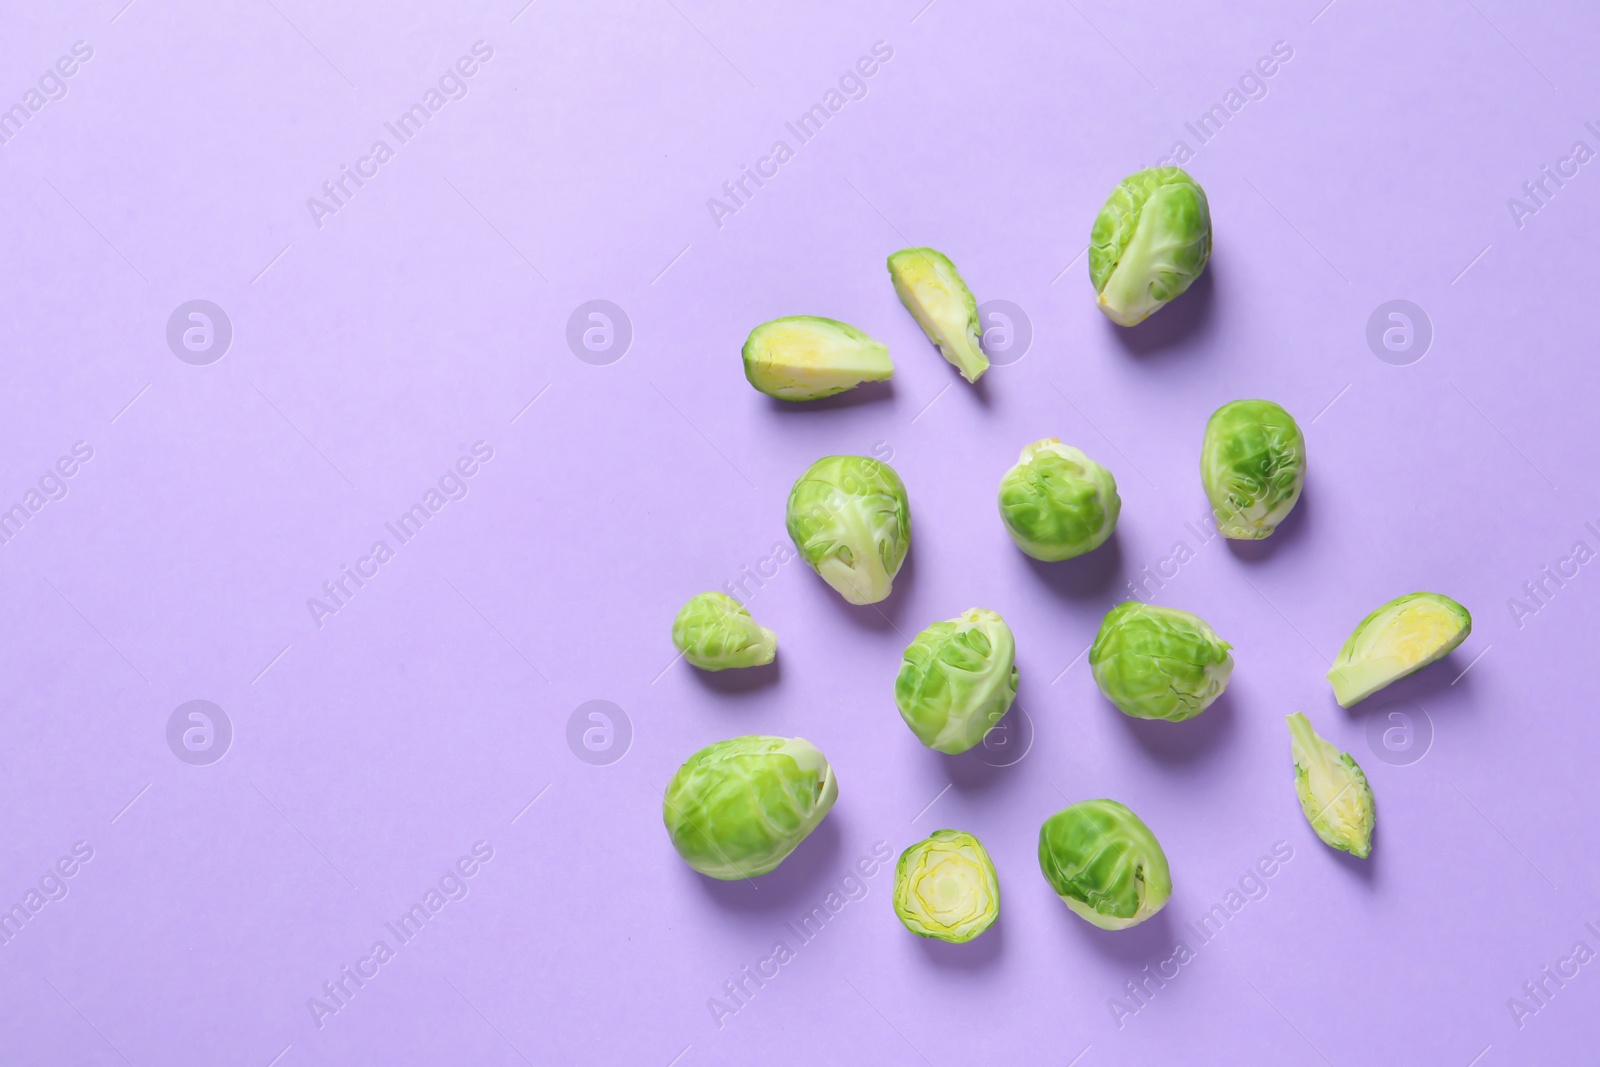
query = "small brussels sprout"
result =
(785, 455, 910, 605)
(887, 248, 987, 383)
(742, 316, 893, 401)
(997, 439, 1120, 561)
(1089, 602, 1233, 721)
(1038, 799, 1171, 930)
(1326, 592, 1471, 707)
(1287, 713, 1375, 858)
(663, 736, 838, 880)
(894, 609, 1018, 754)
(1089, 167, 1212, 327)
(671, 592, 776, 671)
(893, 829, 1000, 943)
(1201, 400, 1306, 539)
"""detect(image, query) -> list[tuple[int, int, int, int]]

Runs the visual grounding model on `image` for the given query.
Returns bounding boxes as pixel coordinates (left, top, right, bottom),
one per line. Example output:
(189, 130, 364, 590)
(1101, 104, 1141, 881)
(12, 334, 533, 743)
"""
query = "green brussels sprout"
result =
(1201, 400, 1306, 539)
(785, 455, 910, 605)
(893, 829, 1000, 943)
(887, 247, 987, 383)
(997, 439, 1120, 561)
(1038, 799, 1171, 930)
(663, 735, 838, 880)
(894, 609, 1018, 754)
(742, 316, 893, 401)
(1326, 592, 1471, 707)
(671, 592, 776, 671)
(1287, 713, 1375, 858)
(1089, 602, 1233, 721)
(1089, 167, 1212, 327)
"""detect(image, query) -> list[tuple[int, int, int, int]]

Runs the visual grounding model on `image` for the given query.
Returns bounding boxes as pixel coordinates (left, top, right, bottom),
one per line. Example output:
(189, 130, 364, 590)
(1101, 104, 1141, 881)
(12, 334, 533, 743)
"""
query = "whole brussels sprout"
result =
(743, 316, 894, 401)
(1089, 167, 1211, 327)
(894, 608, 1018, 754)
(1287, 713, 1375, 858)
(893, 829, 1000, 943)
(1038, 799, 1171, 930)
(887, 247, 987, 383)
(1201, 400, 1306, 539)
(671, 592, 776, 671)
(1326, 592, 1471, 707)
(785, 455, 910, 605)
(663, 736, 837, 880)
(997, 439, 1120, 561)
(1089, 602, 1232, 721)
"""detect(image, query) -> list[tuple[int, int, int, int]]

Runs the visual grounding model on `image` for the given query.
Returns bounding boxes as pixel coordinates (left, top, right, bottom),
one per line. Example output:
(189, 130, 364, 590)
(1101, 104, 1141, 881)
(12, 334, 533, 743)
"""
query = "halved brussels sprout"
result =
(895, 609, 1018, 754)
(671, 592, 776, 671)
(742, 316, 893, 401)
(1089, 602, 1233, 721)
(997, 439, 1120, 561)
(893, 829, 1000, 942)
(663, 736, 838, 880)
(1089, 167, 1212, 327)
(1038, 799, 1171, 930)
(1326, 592, 1471, 707)
(785, 455, 910, 605)
(1287, 713, 1375, 858)
(887, 248, 987, 383)
(1201, 399, 1306, 539)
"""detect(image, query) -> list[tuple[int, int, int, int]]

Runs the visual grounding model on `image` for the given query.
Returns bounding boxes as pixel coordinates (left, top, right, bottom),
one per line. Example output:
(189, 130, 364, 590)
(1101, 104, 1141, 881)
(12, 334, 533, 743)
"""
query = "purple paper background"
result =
(2, 0, 1598, 1063)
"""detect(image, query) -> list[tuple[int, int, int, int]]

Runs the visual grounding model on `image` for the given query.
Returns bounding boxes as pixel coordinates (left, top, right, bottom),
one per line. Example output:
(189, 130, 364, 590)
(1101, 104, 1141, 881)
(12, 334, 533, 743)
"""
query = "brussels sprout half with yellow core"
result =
(1089, 602, 1233, 721)
(887, 247, 987, 383)
(1287, 713, 1375, 858)
(671, 592, 776, 671)
(1201, 399, 1306, 539)
(1089, 167, 1212, 327)
(997, 439, 1120, 561)
(742, 316, 893, 401)
(1326, 592, 1471, 707)
(663, 736, 838, 880)
(785, 455, 910, 605)
(893, 830, 1001, 943)
(894, 609, 1018, 754)
(1038, 799, 1171, 930)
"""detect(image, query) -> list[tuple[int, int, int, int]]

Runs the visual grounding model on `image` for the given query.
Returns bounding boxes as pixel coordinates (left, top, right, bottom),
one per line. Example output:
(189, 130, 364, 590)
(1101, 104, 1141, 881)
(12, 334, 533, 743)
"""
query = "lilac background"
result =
(1, 0, 1597, 1063)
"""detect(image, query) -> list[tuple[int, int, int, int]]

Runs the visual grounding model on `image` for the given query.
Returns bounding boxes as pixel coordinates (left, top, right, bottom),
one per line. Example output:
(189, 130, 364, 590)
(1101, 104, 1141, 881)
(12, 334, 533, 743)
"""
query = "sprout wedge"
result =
(887, 247, 987, 383)
(742, 316, 893, 401)
(893, 830, 1000, 943)
(1287, 712, 1375, 858)
(1326, 592, 1471, 707)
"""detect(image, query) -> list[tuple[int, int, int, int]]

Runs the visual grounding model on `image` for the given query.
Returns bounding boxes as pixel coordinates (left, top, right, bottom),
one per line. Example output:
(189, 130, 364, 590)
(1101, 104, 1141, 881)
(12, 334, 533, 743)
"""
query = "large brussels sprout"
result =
(1326, 592, 1471, 707)
(785, 455, 910, 605)
(671, 592, 776, 671)
(663, 736, 838, 880)
(1089, 167, 1211, 327)
(1287, 713, 1375, 858)
(997, 439, 1120, 561)
(1038, 799, 1171, 930)
(742, 316, 893, 401)
(893, 829, 1000, 943)
(1089, 602, 1232, 721)
(1201, 400, 1306, 539)
(887, 247, 987, 383)
(894, 608, 1018, 754)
